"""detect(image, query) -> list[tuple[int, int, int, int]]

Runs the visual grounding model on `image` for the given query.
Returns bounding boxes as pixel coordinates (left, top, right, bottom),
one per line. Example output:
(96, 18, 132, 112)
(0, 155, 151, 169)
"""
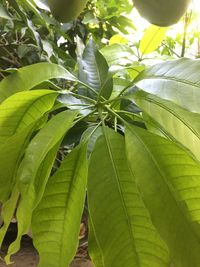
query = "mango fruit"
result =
(133, 0, 191, 26)
(48, 0, 88, 22)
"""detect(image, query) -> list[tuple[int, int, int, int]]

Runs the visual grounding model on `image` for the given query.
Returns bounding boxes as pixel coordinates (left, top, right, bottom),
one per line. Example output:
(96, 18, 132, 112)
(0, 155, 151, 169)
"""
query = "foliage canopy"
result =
(0, 1, 200, 267)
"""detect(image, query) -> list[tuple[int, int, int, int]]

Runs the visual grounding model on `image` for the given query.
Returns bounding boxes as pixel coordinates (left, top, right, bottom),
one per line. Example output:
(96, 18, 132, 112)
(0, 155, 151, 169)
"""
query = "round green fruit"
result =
(133, 0, 191, 26)
(48, 0, 88, 23)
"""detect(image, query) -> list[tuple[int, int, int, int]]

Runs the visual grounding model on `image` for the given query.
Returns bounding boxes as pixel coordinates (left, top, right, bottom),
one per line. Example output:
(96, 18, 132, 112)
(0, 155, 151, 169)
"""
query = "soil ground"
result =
(0, 224, 93, 267)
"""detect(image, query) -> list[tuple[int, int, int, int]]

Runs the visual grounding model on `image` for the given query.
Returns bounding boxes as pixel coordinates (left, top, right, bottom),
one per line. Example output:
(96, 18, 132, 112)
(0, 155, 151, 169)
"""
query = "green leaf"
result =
(0, 125, 34, 202)
(126, 125, 200, 267)
(0, 62, 77, 102)
(0, 90, 58, 144)
(132, 90, 200, 161)
(58, 93, 93, 115)
(32, 143, 88, 267)
(78, 38, 113, 100)
(0, 90, 59, 201)
(109, 34, 129, 45)
(19, 110, 78, 185)
(88, 217, 104, 267)
(16, 0, 49, 29)
(139, 25, 167, 55)
(5, 110, 78, 263)
(135, 58, 200, 113)
(3, 143, 60, 264)
(88, 127, 169, 267)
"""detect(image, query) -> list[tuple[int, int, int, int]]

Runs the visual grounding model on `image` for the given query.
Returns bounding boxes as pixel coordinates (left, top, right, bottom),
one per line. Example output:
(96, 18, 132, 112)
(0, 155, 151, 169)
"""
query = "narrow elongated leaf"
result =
(135, 58, 200, 113)
(2, 143, 60, 264)
(0, 90, 59, 201)
(18, 110, 78, 184)
(5, 110, 78, 262)
(0, 90, 58, 144)
(88, 127, 169, 267)
(0, 125, 33, 202)
(0, 63, 77, 102)
(78, 38, 112, 99)
(32, 143, 88, 267)
(132, 90, 200, 161)
(126, 126, 200, 267)
(139, 25, 167, 55)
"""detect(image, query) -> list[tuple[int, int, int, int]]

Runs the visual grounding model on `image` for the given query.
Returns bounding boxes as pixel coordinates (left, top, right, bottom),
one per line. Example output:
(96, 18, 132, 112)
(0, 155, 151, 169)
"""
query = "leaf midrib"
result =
(138, 94, 200, 143)
(12, 92, 57, 135)
(128, 127, 200, 246)
(103, 128, 141, 267)
(137, 75, 200, 89)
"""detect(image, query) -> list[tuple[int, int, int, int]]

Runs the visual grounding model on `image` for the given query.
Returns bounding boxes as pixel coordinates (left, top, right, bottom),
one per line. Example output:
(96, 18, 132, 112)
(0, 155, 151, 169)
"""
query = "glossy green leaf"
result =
(126, 125, 200, 267)
(0, 63, 77, 102)
(0, 90, 58, 144)
(88, 127, 169, 267)
(139, 25, 167, 55)
(135, 58, 200, 113)
(78, 38, 113, 100)
(132, 90, 200, 161)
(32, 143, 88, 267)
(5, 110, 78, 262)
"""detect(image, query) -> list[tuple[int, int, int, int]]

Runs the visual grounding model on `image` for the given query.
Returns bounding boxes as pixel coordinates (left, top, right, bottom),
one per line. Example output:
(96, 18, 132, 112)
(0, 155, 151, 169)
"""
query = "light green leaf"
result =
(32, 143, 88, 267)
(139, 25, 167, 55)
(5, 110, 78, 262)
(18, 110, 78, 184)
(135, 58, 200, 113)
(0, 125, 34, 202)
(0, 90, 58, 144)
(0, 63, 77, 102)
(3, 143, 60, 265)
(126, 125, 200, 267)
(0, 90, 59, 201)
(132, 90, 200, 161)
(109, 34, 129, 45)
(88, 127, 169, 267)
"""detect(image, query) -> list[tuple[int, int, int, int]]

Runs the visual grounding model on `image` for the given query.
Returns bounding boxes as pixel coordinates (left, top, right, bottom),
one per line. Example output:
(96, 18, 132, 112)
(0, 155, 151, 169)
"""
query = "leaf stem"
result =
(105, 106, 128, 126)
